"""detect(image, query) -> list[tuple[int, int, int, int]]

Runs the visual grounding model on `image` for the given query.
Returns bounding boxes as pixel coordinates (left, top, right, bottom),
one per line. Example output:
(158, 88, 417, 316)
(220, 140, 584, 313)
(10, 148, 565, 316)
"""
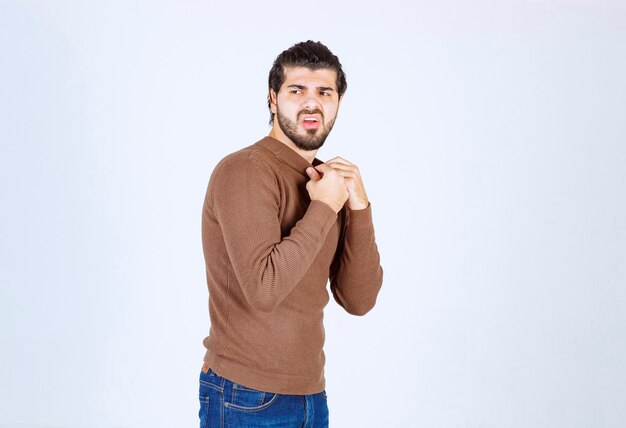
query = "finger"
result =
(314, 163, 335, 174)
(325, 164, 358, 177)
(325, 156, 353, 166)
(306, 166, 322, 181)
(325, 163, 355, 171)
(326, 161, 359, 175)
(332, 169, 358, 179)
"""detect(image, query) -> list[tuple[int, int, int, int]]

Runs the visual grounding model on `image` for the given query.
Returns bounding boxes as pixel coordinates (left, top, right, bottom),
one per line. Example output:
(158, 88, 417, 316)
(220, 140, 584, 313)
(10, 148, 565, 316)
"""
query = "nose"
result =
(302, 93, 321, 110)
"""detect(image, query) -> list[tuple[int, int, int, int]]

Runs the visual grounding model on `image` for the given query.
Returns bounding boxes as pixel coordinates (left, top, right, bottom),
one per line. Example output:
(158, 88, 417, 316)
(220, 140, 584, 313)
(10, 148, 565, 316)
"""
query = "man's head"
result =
(267, 41, 347, 151)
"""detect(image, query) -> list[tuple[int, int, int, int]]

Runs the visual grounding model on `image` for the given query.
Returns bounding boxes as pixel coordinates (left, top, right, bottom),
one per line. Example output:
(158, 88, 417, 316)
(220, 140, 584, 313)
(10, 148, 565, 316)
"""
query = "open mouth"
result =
(300, 115, 321, 129)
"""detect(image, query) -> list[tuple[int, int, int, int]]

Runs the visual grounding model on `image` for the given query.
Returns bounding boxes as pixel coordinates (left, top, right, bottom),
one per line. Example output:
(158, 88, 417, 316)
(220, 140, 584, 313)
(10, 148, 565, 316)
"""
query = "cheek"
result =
(323, 101, 339, 119)
(323, 98, 339, 111)
(278, 100, 298, 116)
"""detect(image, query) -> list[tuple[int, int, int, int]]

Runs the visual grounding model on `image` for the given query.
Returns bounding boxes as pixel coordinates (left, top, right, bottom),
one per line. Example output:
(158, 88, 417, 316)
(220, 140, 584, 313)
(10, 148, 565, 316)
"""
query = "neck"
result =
(268, 126, 317, 164)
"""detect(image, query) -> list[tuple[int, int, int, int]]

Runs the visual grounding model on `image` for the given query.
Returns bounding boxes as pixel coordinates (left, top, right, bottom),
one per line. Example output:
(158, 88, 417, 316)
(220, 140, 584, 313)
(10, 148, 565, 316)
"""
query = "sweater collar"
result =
(256, 136, 324, 177)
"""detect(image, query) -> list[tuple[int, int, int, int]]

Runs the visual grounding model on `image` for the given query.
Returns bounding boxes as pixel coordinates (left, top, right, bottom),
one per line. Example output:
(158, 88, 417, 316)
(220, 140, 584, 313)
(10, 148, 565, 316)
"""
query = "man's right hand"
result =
(305, 164, 349, 214)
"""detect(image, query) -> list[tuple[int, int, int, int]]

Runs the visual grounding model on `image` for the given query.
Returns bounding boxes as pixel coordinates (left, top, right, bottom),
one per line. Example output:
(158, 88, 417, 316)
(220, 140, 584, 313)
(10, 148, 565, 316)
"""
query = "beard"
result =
(276, 107, 336, 151)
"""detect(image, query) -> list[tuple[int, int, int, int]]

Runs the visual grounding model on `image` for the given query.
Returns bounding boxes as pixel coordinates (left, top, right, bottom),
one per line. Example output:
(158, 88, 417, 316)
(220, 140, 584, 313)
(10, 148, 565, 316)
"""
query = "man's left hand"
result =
(325, 157, 369, 210)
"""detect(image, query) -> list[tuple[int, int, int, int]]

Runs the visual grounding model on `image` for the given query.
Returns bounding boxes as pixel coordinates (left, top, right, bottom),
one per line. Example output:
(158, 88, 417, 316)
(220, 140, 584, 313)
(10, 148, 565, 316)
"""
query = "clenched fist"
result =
(305, 163, 350, 214)
(323, 157, 369, 210)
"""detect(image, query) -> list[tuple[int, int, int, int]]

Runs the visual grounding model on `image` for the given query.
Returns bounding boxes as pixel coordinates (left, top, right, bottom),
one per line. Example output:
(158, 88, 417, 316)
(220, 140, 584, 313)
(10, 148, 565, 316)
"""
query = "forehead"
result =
(281, 66, 338, 89)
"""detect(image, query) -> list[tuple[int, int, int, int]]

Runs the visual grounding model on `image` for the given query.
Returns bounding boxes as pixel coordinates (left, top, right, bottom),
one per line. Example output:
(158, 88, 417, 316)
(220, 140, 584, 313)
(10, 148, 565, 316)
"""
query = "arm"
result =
(322, 156, 383, 315)
(209, 154, 338, 313)
(329, 203, 383, 316)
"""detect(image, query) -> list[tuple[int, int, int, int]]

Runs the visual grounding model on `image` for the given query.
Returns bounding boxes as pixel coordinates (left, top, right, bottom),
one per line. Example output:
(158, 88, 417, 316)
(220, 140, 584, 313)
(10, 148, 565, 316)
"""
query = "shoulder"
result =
(213, 143, 278, 179)
(206, 143, 281, 203)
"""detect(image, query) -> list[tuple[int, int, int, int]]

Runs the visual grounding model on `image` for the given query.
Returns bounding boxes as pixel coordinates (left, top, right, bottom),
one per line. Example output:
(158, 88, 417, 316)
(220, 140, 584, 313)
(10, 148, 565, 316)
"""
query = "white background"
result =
(1, 1, 625, 427)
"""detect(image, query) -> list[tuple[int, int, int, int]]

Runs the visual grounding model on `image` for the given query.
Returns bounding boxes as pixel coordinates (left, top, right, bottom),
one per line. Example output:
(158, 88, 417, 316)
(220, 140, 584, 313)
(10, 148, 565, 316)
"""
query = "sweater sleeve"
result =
(209, 154, 338, 313)
(329, 203, 383, 316)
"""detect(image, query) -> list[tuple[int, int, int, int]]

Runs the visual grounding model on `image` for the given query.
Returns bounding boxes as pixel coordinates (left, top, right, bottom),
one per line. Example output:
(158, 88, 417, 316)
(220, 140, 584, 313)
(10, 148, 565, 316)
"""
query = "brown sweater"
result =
(201, 136, 383, 394)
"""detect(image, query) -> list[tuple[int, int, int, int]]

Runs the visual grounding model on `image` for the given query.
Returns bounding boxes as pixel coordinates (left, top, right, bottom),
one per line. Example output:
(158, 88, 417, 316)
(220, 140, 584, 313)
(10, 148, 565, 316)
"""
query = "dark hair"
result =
(267, 40, 347, 125)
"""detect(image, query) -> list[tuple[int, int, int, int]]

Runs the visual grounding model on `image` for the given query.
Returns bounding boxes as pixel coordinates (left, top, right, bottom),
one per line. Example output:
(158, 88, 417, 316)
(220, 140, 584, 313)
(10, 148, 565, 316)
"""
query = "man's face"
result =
(270, 67, 341, 151)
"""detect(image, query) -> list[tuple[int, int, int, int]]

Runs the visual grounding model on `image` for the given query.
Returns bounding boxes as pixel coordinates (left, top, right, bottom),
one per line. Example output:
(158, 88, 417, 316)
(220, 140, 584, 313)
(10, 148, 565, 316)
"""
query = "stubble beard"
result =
(276, 107, 336, 151)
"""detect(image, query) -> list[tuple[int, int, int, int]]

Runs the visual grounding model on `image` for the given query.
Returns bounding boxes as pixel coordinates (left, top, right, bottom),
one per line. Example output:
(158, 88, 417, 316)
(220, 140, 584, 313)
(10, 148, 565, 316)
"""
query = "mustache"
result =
(298, 109, 324, 119)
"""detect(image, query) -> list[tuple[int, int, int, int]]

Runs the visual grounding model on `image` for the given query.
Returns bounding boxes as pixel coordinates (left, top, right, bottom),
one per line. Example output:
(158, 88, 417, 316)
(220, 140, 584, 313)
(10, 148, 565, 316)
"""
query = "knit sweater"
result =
(201, 136, 383, 395)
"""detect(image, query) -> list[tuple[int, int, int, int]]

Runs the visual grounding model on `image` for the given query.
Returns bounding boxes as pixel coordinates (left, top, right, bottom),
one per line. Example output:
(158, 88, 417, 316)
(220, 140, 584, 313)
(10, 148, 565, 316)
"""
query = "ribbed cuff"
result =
(307, 199, 339, 228)
(347, 202, 373, 228)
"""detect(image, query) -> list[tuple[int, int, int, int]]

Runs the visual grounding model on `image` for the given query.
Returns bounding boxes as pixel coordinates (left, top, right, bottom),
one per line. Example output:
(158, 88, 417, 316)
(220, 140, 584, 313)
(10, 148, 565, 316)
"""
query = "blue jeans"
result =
(198, 367, 329, 428)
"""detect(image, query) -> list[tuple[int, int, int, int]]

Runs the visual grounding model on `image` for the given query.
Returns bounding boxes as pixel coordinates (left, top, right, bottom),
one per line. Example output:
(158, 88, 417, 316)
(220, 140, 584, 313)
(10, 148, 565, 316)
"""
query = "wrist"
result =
(347, 199, 369, 210)
(313, 198, 343, 214)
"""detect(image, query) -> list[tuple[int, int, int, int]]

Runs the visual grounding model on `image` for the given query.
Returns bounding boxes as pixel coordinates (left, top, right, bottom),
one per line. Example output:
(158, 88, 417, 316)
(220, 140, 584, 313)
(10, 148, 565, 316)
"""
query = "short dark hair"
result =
(267, 40, 347, 125)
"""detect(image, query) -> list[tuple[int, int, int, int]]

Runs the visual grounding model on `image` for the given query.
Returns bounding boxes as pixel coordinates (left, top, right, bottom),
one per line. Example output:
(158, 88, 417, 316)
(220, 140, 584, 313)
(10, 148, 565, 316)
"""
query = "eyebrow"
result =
(287, 84, 336, 93)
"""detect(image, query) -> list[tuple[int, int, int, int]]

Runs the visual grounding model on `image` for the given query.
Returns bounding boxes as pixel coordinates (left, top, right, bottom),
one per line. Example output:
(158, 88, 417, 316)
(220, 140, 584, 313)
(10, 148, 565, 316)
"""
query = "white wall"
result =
(1, 1, 625, 427)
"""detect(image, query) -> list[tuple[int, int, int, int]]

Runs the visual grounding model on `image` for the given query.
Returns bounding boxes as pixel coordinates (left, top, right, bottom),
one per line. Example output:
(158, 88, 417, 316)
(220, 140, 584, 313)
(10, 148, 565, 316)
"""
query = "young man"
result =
(198, 40, 383, 427)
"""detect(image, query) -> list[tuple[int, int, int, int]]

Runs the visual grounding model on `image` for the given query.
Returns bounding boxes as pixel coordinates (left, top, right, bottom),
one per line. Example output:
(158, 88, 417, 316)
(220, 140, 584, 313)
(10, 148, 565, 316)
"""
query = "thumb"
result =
(306, 166, 322, 181)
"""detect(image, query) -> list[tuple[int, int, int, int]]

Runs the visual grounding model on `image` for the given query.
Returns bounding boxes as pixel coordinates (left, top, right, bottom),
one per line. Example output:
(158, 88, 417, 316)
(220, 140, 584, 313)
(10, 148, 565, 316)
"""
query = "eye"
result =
(290, 89, 302, 94)
(319, 91, 330, 96)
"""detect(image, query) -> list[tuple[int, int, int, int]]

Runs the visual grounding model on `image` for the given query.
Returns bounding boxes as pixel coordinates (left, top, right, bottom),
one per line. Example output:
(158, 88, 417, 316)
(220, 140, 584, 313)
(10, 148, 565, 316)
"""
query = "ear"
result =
(269, 89, 278, 114)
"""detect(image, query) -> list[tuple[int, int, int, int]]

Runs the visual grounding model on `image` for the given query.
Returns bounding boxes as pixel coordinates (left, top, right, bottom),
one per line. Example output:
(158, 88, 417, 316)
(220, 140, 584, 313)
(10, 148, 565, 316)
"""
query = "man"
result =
(198, 40, 383, 427)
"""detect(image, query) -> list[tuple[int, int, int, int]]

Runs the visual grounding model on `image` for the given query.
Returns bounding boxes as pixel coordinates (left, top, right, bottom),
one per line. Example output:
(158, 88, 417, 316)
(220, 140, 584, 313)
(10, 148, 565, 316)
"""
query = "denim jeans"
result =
(198, 367, 329, 428)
